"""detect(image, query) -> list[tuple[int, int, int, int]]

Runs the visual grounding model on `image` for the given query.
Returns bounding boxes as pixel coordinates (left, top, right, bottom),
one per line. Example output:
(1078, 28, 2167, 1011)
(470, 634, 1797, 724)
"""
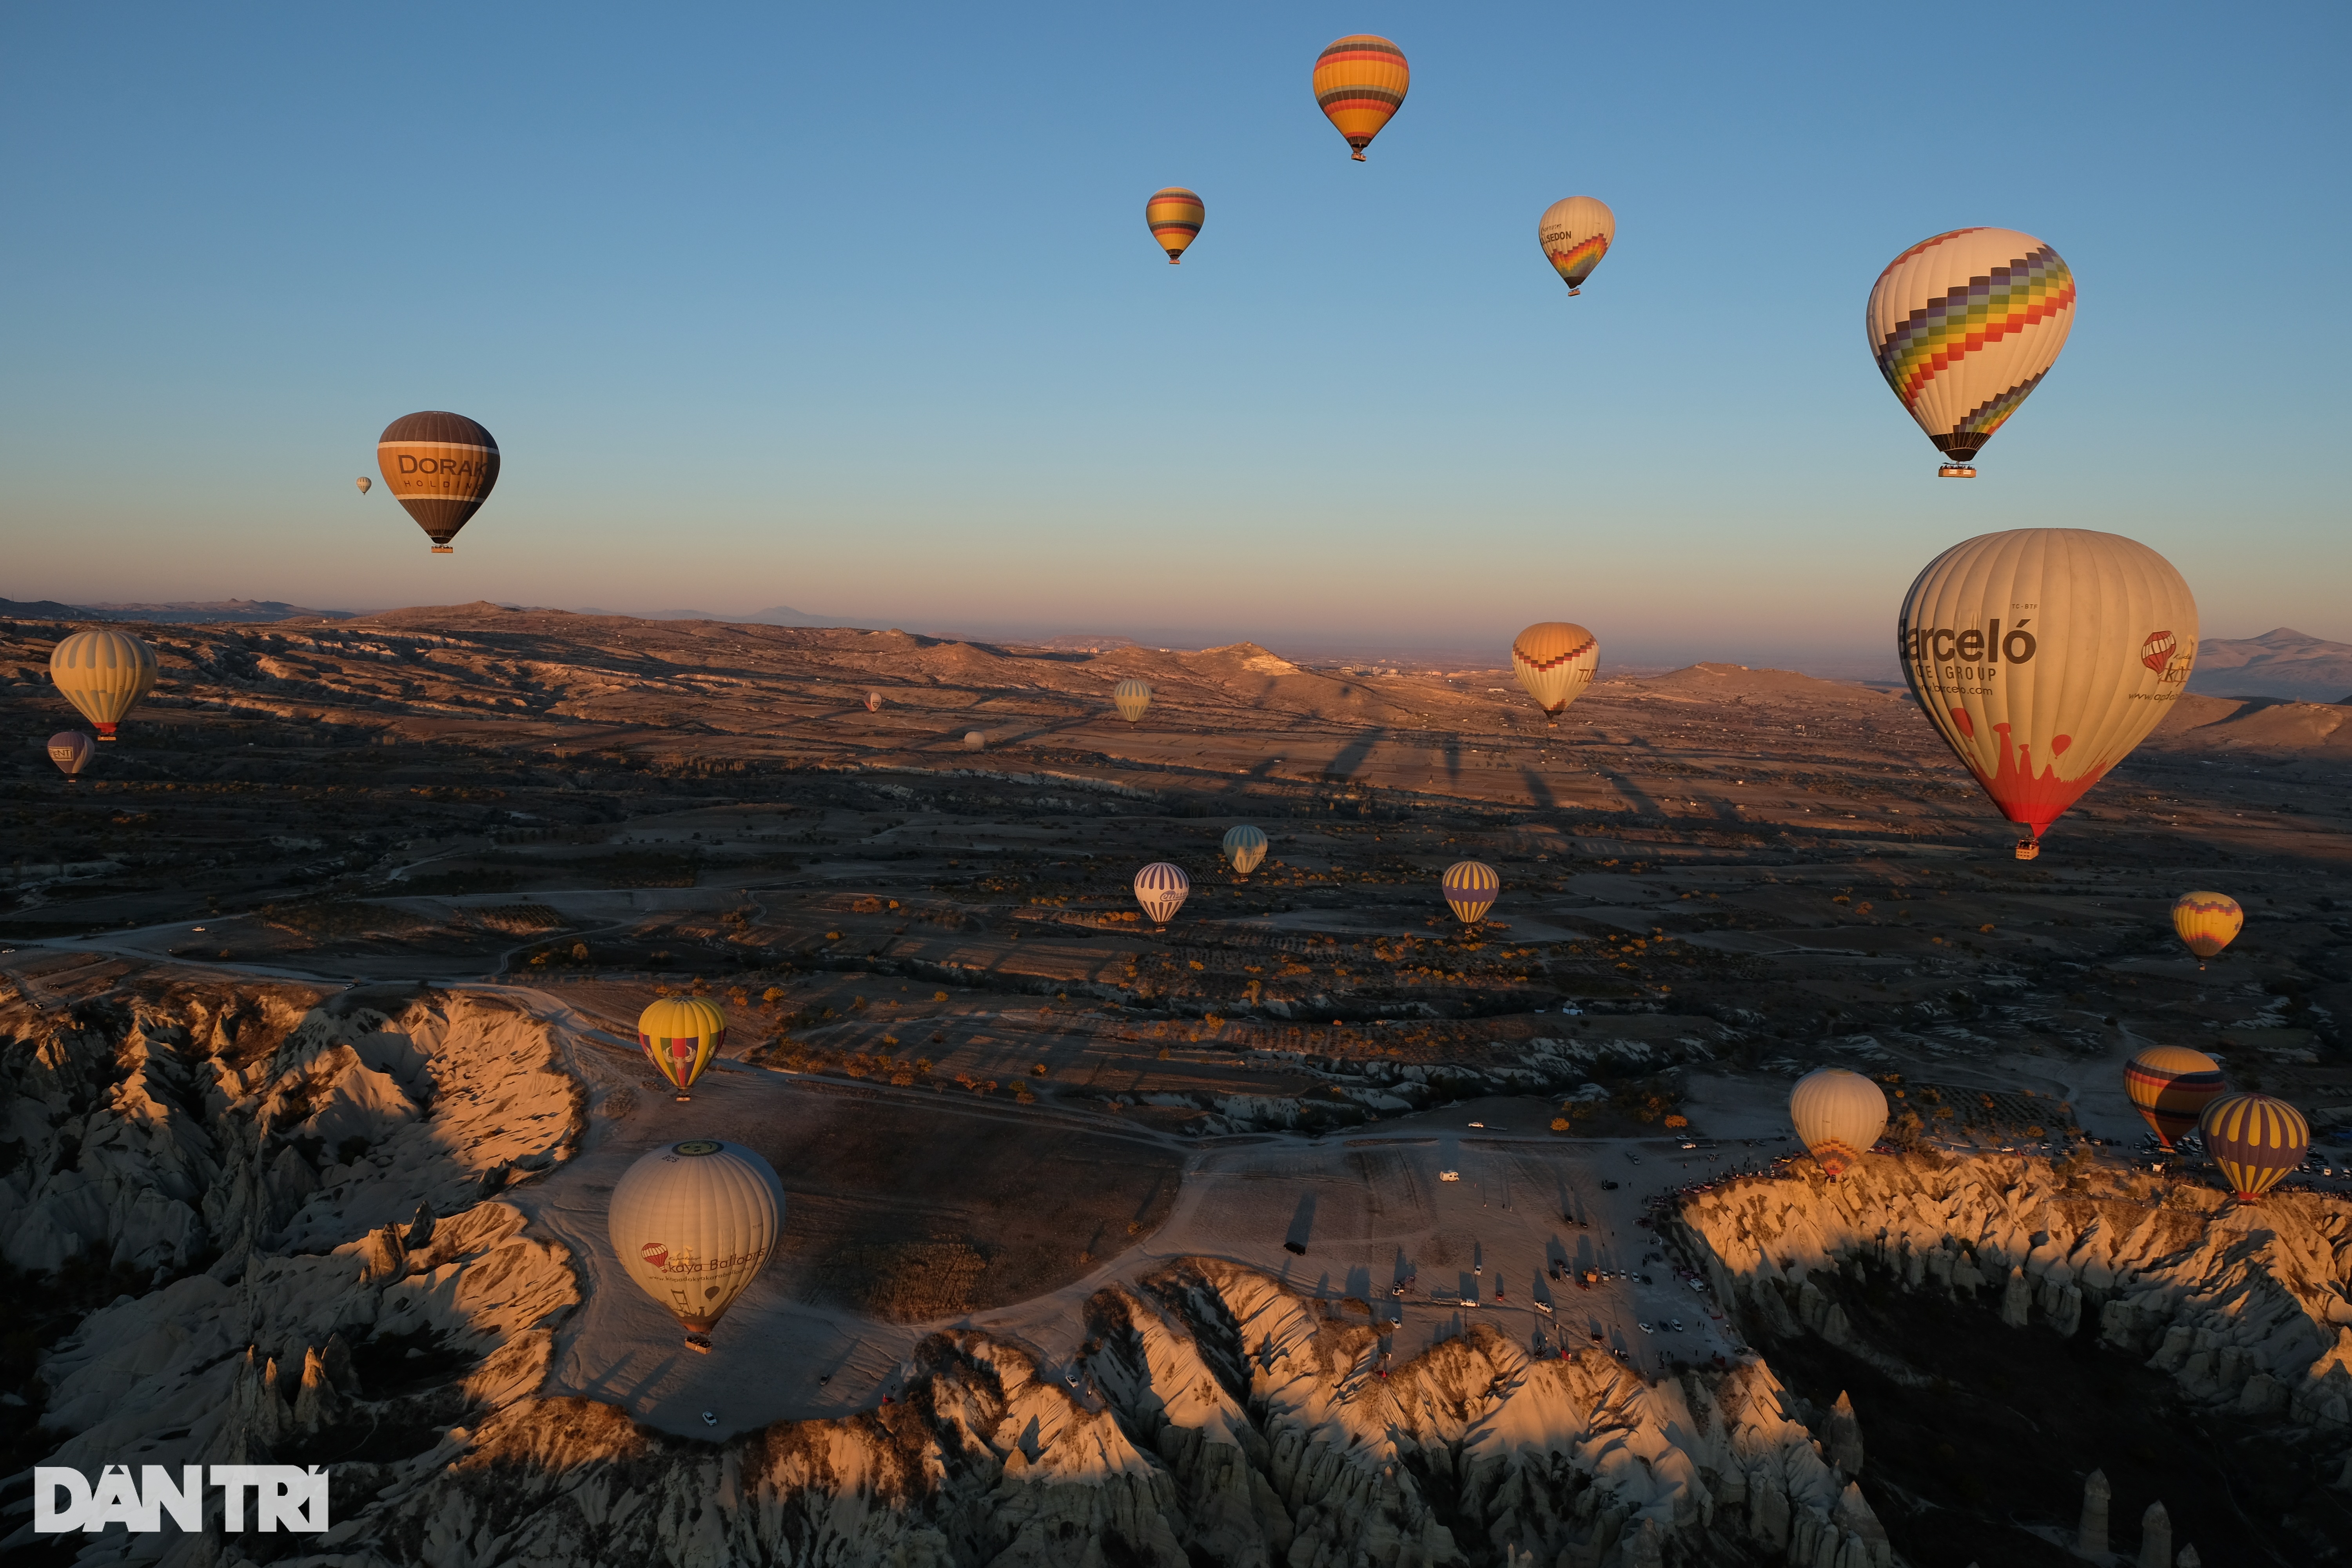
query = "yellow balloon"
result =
(2171, 891, 2242, 960)
(637, 996, 726, 1099)
(49, 629, 158, 740)
(1510, 623, 1599, 717)
(1113, 679, 1151, 723)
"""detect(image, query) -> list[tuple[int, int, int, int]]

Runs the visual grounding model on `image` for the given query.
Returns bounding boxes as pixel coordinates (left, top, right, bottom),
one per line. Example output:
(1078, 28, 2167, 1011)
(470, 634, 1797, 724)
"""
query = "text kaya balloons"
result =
(47, 732, 95, 777)
(1866, 228, 2075, 477)
(1145, 188, 1203, 263)
(639, 996, 726, 1100)
(49, 630, 158, 740)
(1899, 529, 2194, 851)
(1789, 1068, 1888, 1178)
(1511, 622, 1599, 717)
(1221, 824, 1268, 876)
(1314, 35, 1408, 160)
(1442, 860, 1498, 924)
(1134, 861, 1189, 924)
(355, 476, 372, 494)
(1113, 679, 1151, 723)
(2124, 1045, 2225, 1150)
(2171, 891, 2242, 962)
(378, 411, 499, 552)
(1537, 198, 1614, 295)
(2200, 1093, 2309, 1202)
(607, 1138, 784, 1352)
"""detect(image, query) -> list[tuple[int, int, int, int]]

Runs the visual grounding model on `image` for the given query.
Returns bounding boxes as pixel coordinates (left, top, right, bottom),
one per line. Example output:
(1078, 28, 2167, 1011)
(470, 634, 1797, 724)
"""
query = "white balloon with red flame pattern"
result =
(1898, 528, 2195, 846)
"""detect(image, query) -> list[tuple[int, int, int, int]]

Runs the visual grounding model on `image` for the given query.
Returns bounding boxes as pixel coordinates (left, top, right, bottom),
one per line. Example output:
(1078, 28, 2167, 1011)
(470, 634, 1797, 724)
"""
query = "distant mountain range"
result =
(0, 597, 356, 624)
(574, 604, 848, 626)
(2189, 628, 2352, 702)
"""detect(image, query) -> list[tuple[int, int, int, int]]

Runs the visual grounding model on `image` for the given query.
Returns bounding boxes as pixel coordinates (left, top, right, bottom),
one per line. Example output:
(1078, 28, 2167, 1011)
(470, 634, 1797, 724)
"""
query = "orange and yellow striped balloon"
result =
(1145, 188, 1203, 263)
(2171, 891, 2242, 961)
(1313, 35, 1409, 160)
(2199, 1092, 2309, 1201)
(638, 996, 726, 1100)
(1442, 860, 1499, 925)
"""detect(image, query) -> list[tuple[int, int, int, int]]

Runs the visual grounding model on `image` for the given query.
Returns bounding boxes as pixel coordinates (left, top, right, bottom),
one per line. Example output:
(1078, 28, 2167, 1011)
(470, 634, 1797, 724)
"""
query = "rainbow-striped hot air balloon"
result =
(1134, 862, 1190, 925)
(1221, 824, 1268, 877)
(2171, 891, 2243, 965)
(1313, 35, 1408, 161)
(1537, 197, 1615, 296)
(1441, 860, 1499, 925)
(1511, 622, 1600, 719)
(639, 996, 726, 1102)
(2200, 1093, 2310, 1202)
(1145, 188, 1203, 263)
(1113, 679, 1152, 723)
(2124, 1045, 2226, 1149)
(1867, 229, 2075, 477)
(49, 629, 158, 741)
(1789, 1068, 1889, 1178)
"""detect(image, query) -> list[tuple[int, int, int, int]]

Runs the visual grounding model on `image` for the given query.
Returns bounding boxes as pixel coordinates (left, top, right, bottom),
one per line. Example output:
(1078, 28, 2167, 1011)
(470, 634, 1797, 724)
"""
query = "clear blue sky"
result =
(3, 3, 2343, 670)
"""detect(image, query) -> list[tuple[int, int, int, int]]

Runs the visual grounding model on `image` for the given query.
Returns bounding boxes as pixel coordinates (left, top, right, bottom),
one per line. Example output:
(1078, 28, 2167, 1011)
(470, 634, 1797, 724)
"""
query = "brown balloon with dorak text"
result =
(377, 411, 499, 553)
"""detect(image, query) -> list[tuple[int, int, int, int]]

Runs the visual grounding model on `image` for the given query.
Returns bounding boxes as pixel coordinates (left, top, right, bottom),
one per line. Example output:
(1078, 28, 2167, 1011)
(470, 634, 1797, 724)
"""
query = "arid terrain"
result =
(4, 601, 2350, 1566)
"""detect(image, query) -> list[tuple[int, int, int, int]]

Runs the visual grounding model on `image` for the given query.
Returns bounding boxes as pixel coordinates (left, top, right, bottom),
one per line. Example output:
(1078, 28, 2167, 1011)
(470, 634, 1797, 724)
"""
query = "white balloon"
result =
(607, 1139, 784, 1352)
(1788, 1069, 1888, 1177)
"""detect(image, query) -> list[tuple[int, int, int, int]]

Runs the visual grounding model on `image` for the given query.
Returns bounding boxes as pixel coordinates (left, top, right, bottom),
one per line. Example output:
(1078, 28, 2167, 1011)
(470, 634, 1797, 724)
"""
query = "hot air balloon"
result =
(1789, 1068, 1888, 1178)
(1314, 35, 1408, 161)
(377, 411, 499, 552)
(46, 732, 95, 779)
(1866, 229, 2075, 478)
(1222, 824, 1268, 877)
(2171, 891, 2242, 966)
(2199, 1093, 2309, 1202)
(2124, 1045, 2225, 1150)
(1134, 862, 1189, 924)
(1537, 198, 1614, 296)
(1898, 529, 2194, 858)
(639, 996, 726, 1101)
(355, 476, 372, 495)
(1441, 860, 1499, 925)
(1113, 679, 1152, 723)
(49, 629, 158, 741)
(607, 1138, 785, 1352)
(1145, 188, 1203, 263)
(1511, 623, 1600, 719)
(865, 691, 883, 713)
(963, 730, 986, 751)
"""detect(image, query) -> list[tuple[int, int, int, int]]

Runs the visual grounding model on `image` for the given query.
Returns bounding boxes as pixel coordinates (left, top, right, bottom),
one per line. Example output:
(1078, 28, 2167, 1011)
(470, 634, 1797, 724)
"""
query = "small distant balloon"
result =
(49, 629, 158, 741)
(1441, 860, 1499, 925)
(47, 732, 95, 778)
(1145, 188, 1203, 263)
(963, 730, 986, 751)
(638, 996, 726, 1101)
(1134, 862, 1190, 924)
(2171, 891, 2242, 964)
(1537, 197, 1615, 296)
(1313, 35, 1408, 161)
(1222, 824, 1268, 876)
(355, 476, 372, 495)
(865, 691, 882, 713)
(1113, 679, 1152, 723)
(377, 410, 499, 553)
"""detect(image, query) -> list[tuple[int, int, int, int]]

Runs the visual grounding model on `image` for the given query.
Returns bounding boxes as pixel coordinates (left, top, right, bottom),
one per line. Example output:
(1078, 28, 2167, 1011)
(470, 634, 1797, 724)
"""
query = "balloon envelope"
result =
(1899, 529, 2195, 843)
(2171, 891, 2242, 959)
(2124, 1045, 2225, 1149)
(49, 630, 158, 739)
(377, 411, 499, 551)
(1113, 679, 1152, 723)
(1134, 862, 1190, 923)
(865, 691, 882, 713)
(1537, 197, 1615, 294)
(1145, 188, 1203, 263)
(963, 730, 986, 750)
(1866, 228, 2075, 473)
(1789, 1068, 1888, 1176)
(2200, 1093, 2309, 1201)
(639, 996, 726, 1096)
(355, 476, 372, 494)
(1222, 824, 1268, 875)
(608, 1139, 784, 1349)
(46, 732, 95, 777)
(1511, 623, 1599, 717)
(1441, 860, 1499, 924)
(1313, 35, 1408, 160)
